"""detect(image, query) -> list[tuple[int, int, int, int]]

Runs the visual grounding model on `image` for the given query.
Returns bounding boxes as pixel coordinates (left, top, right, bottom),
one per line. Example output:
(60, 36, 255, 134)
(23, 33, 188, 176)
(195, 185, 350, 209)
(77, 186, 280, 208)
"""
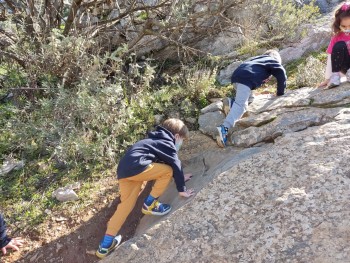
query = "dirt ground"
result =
(1, 131, 215, 263)
(2, 180, 152, 263)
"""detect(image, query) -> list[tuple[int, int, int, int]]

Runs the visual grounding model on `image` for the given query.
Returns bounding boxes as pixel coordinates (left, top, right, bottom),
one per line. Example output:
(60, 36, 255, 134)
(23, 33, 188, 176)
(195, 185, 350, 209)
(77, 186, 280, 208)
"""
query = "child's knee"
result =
(233, 100, 248, 109)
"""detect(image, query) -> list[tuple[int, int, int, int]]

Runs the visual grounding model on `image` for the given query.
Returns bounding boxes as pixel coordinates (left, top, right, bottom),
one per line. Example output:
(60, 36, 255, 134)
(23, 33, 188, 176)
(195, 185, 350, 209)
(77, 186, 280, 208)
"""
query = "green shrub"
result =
(0, 33, 223, 226)
(0, 0, 324, 232)
(285, 51, 327, 89)
(238, 0, 319, 55)
(294, 56, 326, 88)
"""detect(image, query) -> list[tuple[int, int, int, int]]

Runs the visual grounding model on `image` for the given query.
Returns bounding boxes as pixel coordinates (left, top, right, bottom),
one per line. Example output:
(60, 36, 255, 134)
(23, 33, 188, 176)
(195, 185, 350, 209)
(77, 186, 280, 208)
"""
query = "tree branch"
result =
(0, 50, 26, 68)
(0, 28, 17, 43)
(63, 0, 83, 36)
(78, 0, 171, 29)
(3, 0, 17, 12)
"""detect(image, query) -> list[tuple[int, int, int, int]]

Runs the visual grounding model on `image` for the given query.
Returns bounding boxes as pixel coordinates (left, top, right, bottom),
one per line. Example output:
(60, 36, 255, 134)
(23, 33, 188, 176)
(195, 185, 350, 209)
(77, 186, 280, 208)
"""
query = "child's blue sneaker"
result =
(223, 97, 233, 116)
(216, 125, 228, 148)
(142, 199, 171, 216)
(96, 234, 122, 259)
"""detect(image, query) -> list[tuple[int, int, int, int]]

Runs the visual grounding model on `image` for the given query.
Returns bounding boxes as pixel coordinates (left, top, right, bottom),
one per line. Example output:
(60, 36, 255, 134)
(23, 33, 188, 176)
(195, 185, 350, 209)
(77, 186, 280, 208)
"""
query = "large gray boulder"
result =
(309, 0, 342, 13)
(199, 84, 350, 147)
(101, 80, 350, 263)
(102, 98, 350, 263)
(198, 110, 225, 138)
(279, 22, 331, 64)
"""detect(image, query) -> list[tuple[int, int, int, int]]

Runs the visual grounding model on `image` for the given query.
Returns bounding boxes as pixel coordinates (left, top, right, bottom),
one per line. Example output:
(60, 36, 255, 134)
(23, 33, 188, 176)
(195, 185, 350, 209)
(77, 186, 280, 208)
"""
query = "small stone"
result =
(45, 209, 52, 215)
(56, 243, 63, 253)
(53, 216, 68, 222)
(185, 117, 197, 124)
(52, 187, 79, 202)
(131, 243, 139, 250)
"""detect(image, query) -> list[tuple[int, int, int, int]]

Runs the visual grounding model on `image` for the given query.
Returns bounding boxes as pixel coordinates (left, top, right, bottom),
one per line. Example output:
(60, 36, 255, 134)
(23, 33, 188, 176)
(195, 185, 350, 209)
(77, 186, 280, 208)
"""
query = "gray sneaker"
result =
(346, 69, 350, 82)
(327, 73, 340, 89)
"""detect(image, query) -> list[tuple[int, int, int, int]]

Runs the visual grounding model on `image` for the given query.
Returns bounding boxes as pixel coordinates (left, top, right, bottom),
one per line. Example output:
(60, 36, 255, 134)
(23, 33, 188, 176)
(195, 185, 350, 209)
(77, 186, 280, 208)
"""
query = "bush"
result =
(0, 32, 223, 225)
(294, 56, 326, 88)
(238, 0, 319, 55)
(0, 1, 322, 232)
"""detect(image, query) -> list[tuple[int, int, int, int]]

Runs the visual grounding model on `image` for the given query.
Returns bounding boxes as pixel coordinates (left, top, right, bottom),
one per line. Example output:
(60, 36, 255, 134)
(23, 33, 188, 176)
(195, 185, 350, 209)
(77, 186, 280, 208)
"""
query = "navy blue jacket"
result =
(231, 55, 287, 96)
(117, 126, 186, 192)
(0, 213, 11, 249)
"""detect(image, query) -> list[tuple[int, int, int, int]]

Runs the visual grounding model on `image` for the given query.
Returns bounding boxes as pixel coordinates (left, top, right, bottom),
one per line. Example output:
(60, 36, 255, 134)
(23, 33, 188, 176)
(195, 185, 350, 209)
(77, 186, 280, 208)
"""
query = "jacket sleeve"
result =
(154, 144, 186, 193)
(0, 214, 12, 249)
(326, 36, 336, 54)
(325, 54, 332, 79)
(271, 64, 287, 96)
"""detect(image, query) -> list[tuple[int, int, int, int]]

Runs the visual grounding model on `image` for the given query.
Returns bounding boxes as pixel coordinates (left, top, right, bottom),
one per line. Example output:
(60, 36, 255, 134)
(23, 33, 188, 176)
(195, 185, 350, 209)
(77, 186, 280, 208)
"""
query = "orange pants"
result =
(106, 163, 173, 236)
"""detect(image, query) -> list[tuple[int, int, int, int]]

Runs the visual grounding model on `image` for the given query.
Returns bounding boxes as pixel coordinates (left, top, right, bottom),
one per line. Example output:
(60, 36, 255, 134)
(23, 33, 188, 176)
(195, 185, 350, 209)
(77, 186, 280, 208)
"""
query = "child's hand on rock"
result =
(179, 189, 195, 198)
(1, 237, 24, 255)
(318, 79, 329, 88)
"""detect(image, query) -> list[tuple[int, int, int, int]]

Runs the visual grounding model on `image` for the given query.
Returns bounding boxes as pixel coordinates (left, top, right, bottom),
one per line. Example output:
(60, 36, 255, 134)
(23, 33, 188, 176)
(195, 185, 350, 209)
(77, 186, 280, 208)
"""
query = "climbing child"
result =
(96, 118, 195, 258)
(1, 213, 24, 255)
(319, 2, 350, 88)
(216, 50, 287, 147)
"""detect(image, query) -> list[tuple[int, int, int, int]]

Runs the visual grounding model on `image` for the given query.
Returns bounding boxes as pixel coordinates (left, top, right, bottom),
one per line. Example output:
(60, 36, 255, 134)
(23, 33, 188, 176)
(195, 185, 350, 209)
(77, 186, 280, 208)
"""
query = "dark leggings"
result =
(331, 41, 350, 73)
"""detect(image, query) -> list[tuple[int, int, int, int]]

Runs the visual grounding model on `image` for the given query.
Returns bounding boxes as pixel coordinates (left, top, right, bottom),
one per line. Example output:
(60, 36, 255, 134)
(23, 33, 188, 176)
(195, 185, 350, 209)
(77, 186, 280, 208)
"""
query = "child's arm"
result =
(319, 54, 332, 87)
(180, 174, 194, 197)
(155, 144, 195, 198)
(270, 64, 287, 96)
(320, 36, 336, 87)
(2, 237, 24, 255)
(325, 54, 332, 79)
(0, 214, 24, 255)
(0, 214, 11, 250)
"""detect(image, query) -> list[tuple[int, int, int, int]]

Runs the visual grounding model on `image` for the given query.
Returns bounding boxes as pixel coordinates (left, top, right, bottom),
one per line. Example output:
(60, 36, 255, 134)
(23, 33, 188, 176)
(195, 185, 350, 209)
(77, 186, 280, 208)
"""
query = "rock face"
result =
(199, 85, 350, 147)
(311, 0, 342, 13)
(102, 80, 350, 262)
(279, 20, 331, 65)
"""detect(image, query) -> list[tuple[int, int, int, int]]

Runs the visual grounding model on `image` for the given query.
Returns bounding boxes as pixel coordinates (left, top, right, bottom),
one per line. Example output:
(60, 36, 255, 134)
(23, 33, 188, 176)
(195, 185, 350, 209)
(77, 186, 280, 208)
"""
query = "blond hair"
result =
(162, 118, 189, 139)
(264, 49, 282, 64)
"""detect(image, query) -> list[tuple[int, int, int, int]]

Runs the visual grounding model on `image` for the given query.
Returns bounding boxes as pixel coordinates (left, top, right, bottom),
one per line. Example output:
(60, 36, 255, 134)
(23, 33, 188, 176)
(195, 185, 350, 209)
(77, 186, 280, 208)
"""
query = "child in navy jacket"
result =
(96, 118, 194, 258)
(216, 50, 287, 147)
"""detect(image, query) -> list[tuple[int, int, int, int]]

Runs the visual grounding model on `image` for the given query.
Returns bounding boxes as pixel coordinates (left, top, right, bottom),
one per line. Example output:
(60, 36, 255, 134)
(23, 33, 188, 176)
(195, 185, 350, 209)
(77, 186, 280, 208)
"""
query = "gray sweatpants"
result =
(223, 83, 251, 128)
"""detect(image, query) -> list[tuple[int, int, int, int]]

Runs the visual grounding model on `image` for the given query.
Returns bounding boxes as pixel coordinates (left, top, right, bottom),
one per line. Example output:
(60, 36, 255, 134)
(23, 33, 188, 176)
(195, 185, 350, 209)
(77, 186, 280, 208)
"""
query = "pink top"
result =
(326, 32, 350, 54)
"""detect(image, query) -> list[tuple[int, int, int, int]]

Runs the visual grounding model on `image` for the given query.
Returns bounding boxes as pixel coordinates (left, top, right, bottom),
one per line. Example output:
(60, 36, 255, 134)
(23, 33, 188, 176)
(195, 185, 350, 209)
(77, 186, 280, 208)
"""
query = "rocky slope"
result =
(102, 84, 350, 263)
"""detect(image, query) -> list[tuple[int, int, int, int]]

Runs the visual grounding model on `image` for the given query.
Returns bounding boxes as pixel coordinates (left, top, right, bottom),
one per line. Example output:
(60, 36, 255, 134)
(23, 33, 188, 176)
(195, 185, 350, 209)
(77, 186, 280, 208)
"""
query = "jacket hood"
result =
(148, 126, 175, 142)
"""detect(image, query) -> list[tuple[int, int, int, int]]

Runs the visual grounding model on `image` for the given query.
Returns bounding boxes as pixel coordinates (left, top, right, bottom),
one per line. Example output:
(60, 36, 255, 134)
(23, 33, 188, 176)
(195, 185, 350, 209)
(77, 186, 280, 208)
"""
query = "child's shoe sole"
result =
(142, 207, 172, 216)
(326, 83, 339, 89)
